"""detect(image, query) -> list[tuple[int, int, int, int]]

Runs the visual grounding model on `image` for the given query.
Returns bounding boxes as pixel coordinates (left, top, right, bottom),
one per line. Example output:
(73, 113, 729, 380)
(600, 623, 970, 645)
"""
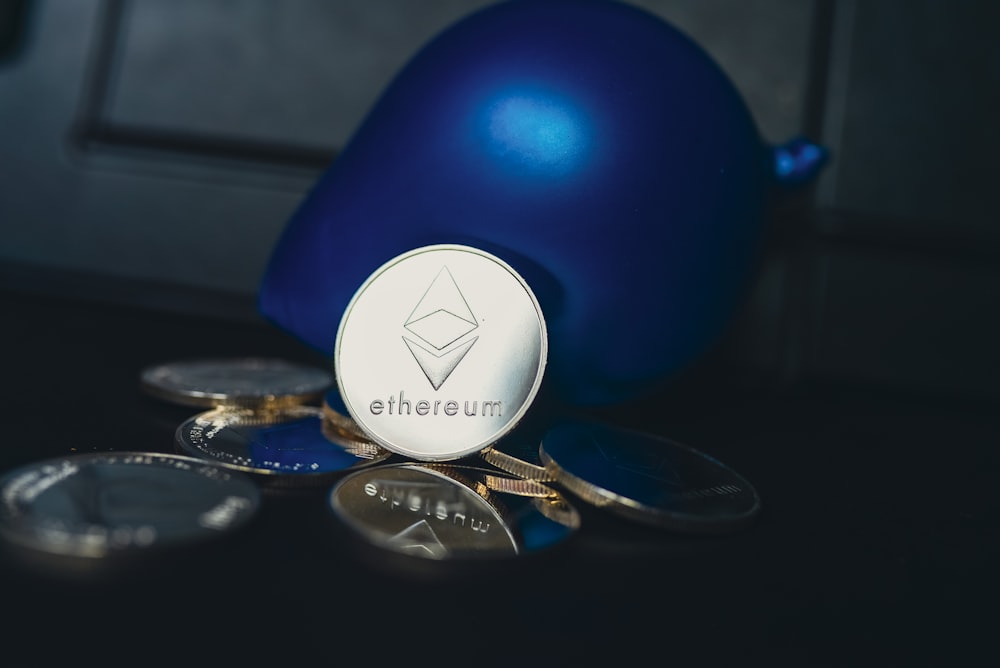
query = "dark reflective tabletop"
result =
(1, 287, 996, 667)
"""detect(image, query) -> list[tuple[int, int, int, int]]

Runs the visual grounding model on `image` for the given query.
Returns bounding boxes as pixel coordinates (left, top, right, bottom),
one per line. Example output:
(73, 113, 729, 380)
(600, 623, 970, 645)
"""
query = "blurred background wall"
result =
(1, 0, 997, 403)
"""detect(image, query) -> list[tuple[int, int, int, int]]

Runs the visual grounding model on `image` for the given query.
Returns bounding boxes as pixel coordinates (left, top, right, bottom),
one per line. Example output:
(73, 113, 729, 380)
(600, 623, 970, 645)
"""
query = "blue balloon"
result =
(258, 0, 825, 407)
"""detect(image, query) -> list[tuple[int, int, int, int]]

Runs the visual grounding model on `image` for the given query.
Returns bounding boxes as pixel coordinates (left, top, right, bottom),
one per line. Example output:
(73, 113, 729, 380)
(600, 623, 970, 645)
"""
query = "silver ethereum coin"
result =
(539, 420, 761, 533)
(140, 357, 333, 409)
(335, 244, 547, 461)
(0, 452, 260, 561)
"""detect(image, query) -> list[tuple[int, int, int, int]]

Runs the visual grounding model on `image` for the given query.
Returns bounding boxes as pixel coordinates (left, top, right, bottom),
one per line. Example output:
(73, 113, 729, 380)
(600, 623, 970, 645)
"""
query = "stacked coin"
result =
(324, 244, 761, 558)
(0, 244, 762, 575)
(140, 357, 392, 490)
(323, 416, 761, 561)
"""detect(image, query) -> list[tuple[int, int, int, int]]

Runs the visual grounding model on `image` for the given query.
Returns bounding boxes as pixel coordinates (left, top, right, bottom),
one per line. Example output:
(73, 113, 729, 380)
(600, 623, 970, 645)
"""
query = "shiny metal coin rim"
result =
(334, 244, 548, 462)
(539, 421, 761, 534)
(140, 356, 333, 409)
(480, 444, 555, 482)
(174, 405, 391, 486)
(0, 451, 261, 559)
(321, 391, 369, 439)
(421, 463, 559, 499)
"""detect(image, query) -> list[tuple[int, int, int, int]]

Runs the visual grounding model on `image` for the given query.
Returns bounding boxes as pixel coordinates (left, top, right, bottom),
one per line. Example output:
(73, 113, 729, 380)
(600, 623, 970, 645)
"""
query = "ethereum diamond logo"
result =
(403, 266, 479, 390)
(387, 520, 448, 559)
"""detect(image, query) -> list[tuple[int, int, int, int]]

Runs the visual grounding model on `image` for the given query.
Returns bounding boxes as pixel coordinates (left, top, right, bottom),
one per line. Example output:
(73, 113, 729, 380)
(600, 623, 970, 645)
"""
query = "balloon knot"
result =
(771, 136, 829, 188)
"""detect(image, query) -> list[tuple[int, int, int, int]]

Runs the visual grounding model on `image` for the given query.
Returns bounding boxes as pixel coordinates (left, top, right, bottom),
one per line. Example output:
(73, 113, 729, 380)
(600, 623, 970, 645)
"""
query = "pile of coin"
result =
(0, 245, 760, 571)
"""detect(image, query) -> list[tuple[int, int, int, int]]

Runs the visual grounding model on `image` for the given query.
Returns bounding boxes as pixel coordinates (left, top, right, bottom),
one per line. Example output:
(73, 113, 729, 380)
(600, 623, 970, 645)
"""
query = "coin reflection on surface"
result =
(0, 452, 260, 567)
(328, 463, 579, 560)
(175, 405, 390, 488)
(540, 419, 761, 534)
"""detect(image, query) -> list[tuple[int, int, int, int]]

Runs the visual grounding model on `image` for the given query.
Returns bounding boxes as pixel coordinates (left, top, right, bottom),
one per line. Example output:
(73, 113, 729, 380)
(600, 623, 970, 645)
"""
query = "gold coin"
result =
(479, 439, 554, 481)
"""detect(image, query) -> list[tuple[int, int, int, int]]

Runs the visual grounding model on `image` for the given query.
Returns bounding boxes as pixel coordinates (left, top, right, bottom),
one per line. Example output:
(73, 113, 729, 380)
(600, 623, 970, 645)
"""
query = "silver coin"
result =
(174, 406, 391, 487)
(335, 244, 548, 461)
(0, 452, 260, 560)
(140, 357, 333, 408)
(328, 463, 579, 560)
(539, 420, 761, 533)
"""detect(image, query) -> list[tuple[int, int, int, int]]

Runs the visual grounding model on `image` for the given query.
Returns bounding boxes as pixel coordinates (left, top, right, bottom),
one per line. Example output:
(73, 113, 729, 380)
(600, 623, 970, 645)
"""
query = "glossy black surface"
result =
(1, 287, 996, 666)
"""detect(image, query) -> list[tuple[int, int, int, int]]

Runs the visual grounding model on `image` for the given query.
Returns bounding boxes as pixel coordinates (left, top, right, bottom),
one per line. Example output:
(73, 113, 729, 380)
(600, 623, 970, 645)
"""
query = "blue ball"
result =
(258, 0, 824, 406)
